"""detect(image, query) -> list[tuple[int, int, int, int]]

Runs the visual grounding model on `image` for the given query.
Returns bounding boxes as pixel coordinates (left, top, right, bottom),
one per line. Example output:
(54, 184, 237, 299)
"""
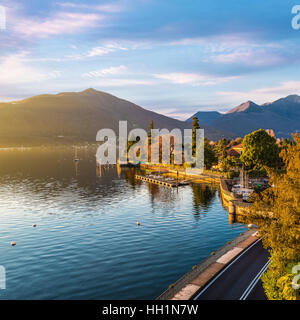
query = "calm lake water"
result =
(0, 147, 247, 299)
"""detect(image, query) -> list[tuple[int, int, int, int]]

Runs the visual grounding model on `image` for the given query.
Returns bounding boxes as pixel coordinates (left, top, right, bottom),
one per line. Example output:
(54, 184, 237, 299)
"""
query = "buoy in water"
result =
(248, 223, 258, 229)
(11, 241, 16, 246)
(137, 221, 141, 226)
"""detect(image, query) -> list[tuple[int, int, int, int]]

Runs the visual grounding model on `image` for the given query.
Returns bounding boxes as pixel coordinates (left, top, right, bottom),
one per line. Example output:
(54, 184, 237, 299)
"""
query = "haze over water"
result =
(0, 147, 247, 299)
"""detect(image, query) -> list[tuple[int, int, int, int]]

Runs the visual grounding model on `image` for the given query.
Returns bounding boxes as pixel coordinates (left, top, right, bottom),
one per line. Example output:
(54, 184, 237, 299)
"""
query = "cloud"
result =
(13, 12, 103, 38)
(168, 34, 257, 48)
(87, 43, 128, 57)
(56, 2, 124, 13)
(82, 65, 127, 78)
(82, 65, 154, 87)
(217, 81, 300, 105)
(87, 46, 115, 57)
(91, 79, 154, 87)
(168, 34, 287, 68)
(0, 95, 18, 102)
(212, 49, 285, 67)
(149, 107, 192, 120)
(153, 72, 238, 86)
(0, 52, 61, 85)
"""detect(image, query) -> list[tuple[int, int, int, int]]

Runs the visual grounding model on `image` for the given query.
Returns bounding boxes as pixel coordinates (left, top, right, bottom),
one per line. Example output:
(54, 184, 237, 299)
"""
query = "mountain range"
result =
(0, 88, 228, 146)
(187, 95, 300, 138)
(0, 89, 298, 146)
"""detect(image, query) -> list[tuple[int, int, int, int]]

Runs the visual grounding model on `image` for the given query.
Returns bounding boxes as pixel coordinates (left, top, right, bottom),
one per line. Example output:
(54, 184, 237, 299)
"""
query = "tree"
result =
(148, 120, 154, 144)
(222, 155, 242, 171)
(250, 134, 300, 300)
(241, 129, 280, 170)
(281, 137, 296, 150)
(148, 121, 154, 162)
(215, 138, 230, 158)
(214, 138, 230, 171)
(204, 138, 217, 169)
(192, 117, 200, 157)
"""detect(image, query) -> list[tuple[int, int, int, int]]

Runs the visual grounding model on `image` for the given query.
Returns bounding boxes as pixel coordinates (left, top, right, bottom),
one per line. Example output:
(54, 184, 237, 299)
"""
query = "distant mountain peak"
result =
(186, 94, 300, 138)
(81, 88, 100, 94)
(226, 100, 262, 114)
(186, 111, 222, 124)
(282, 94, 300, 103)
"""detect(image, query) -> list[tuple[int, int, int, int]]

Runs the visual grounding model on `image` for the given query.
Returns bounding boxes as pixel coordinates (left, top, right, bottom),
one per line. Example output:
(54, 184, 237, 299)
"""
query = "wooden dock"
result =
(135, 175, 190, 188)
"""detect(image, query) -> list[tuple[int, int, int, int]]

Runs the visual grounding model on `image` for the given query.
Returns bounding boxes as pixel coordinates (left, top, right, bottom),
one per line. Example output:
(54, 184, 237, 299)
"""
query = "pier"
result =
(135, 174, 190, 188)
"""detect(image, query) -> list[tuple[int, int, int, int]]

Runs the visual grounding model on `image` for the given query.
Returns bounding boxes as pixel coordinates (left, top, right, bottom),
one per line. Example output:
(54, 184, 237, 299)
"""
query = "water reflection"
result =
(191, 183, 217, 214)
(0, 146, 247, 300)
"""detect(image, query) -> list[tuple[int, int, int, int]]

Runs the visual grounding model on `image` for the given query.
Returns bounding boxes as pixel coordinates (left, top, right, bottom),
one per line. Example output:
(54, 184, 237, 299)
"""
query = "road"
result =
(194, 239, 270, 300)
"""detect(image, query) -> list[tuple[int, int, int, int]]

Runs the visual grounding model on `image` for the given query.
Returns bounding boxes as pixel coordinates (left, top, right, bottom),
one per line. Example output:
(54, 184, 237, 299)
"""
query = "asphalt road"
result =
(194, 239, 270, 300)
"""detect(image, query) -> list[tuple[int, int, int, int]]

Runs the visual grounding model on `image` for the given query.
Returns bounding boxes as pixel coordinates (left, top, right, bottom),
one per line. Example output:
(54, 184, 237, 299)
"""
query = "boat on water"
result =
(73, 147, 79, 162)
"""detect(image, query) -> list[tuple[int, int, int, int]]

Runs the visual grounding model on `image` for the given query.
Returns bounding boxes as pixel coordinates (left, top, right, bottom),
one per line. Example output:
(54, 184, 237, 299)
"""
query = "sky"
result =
(1, 0, 300, 119)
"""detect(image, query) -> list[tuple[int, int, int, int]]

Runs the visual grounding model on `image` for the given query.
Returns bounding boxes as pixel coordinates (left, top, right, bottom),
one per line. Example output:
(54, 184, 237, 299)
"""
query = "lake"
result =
(0, 146, 247, 299)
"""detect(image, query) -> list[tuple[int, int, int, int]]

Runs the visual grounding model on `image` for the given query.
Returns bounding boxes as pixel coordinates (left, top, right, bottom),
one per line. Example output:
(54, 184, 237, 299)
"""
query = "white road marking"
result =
(239, 260, 271, 300)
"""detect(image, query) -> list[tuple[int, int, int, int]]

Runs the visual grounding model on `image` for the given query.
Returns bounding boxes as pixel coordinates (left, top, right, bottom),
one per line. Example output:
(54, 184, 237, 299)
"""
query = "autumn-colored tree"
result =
(250, 134, 300, 300)
(281, 137, 296, 150)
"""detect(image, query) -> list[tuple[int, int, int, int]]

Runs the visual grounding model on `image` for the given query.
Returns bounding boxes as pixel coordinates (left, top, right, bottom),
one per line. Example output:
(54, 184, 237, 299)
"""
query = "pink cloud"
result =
(56, 2, 125, 13)
(14, 12, 103, 38)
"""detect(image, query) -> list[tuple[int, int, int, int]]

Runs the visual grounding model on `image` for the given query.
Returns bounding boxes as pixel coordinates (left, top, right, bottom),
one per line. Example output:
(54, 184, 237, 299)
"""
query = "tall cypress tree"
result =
(192, 116, 200, 157)
(148, 120, 154, 162)
(148, 120, 154, 145)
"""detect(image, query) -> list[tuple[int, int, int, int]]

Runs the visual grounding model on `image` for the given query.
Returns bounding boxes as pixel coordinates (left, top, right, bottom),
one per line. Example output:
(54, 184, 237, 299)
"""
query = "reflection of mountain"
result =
(191, 184, 216, 214)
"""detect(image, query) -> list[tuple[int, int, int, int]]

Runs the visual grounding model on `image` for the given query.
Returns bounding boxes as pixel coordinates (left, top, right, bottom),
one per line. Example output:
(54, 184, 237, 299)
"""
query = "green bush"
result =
(248, 168, 267, 177)
(262, 260, 300, 300)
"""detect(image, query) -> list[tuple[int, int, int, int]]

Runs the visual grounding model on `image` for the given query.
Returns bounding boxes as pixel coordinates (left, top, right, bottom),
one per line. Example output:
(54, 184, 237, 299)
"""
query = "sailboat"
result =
(73, 147, 79, 163)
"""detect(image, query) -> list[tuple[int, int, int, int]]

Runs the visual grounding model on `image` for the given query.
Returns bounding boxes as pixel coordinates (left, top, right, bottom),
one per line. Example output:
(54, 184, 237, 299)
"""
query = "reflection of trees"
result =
(191, 183, 216, 214)
(123, 168, 141, 188)
(147, 183, 160, 205)
(145, 183, 179, 209)
(0, 148, 221, 220)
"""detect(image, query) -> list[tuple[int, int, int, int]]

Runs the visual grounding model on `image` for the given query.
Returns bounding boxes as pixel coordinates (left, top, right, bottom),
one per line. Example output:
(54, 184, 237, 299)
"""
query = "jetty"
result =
(135, 174, 190, 188)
